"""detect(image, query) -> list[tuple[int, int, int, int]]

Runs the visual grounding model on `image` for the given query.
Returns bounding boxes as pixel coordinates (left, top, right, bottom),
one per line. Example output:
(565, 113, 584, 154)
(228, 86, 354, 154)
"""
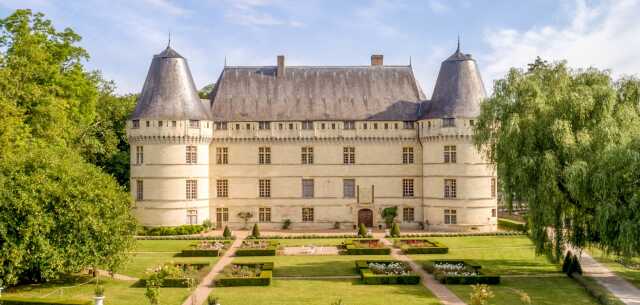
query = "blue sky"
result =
(1, 0, 639, 95)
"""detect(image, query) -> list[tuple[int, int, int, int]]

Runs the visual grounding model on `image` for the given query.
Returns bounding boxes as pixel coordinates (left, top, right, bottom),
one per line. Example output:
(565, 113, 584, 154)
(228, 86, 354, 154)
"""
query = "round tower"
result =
(418, 45, 497, 232)
(127, 46, 213, 227)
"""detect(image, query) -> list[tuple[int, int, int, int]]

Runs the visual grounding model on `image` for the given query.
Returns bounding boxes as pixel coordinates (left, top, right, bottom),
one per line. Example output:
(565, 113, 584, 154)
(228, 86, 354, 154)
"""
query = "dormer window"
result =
(344, 121, 355, 130)
(132, 120, 140, 129)
(146, 121, 150, 127)
(172, 121, 177, 127)
(403, 121, 414, 129)
(259, 121, 271, 130)
(442, 118, 455, 127)
(189, 120, 200, 128)
(302, 121, 313, 130)
(215, 122, 228, 130)
(158, 121, 163, 127)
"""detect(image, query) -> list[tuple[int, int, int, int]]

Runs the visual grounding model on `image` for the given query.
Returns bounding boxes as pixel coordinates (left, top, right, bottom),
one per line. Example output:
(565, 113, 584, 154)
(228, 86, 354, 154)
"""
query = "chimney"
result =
(277, 55, 285, 78)
(371, 54, 383, 66)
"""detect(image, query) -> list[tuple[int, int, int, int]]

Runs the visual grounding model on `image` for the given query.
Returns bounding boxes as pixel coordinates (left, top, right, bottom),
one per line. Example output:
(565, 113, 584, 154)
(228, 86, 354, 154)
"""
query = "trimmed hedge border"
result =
(235, 240, 279, 256)
(497, 219, 528, 233)
(135, 235, 235, 240)
(256, 234, 370, 239)
(343, 239, 390, 255)
(355, 260, 420, 285)
(393, 238, 449, 254)
(216, 262, 273, 287)
(393, 231, 526, 238)
(179, 240, 232, 257)
(0, 298, 91, 305)
(424, 260, 500, 285)
(572, 273, 626, 305)
(139, 263, 211, 287)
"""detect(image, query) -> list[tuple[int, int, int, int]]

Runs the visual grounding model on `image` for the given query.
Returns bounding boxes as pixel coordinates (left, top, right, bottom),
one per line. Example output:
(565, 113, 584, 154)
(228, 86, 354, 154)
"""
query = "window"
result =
(491, 178, 496, 198)
(444, 209, 457, 224)
(186, 180, 198, 200)
(246, 123, 251, 129)
(289, 123, 294, 129)
(403, 208, 415, 222)
(469, 120, 475, 126)
(216, 179, 228, 198)
(343, 179, 355, 198)
(136, 180, 143, 201)
(189, 120, 200, 128)
(187, 209, 198, 225)
(135, 146, 144, 165)
(171, 120, 177, 127)
(403, 121, 414, 129)
(402, 147, 414, 164)
(302, 121, 313, 130)
(158, 121, 163, 127)
(427, 121, 432, 128)
(301, 147, 314, 164)
(259, 207, 271, 222)
(492, 208, 497, 218)
(146, 121, 150, 127)
(444, 179, 457, 199)
(373, 123, 378, 129)
(403, 179, 414, 197)
(215, 122, 228, 130)
(278, 123, 283, 130)
(132, 120, 140, 128)
(216, 208, 229, 222)
(216, 147, 228, 164)
(302, 208, 314, 222)
(344, 121, 355, 130)
(258, 147, 271, 164)
(444, 145, 457, 163)
(321, 123, 325, 129)
(235, 123, 240, 129)
(259, 179, 271, 198)
(186, 146, 197, 164)
(363, 123, 368, 130)
(331, 123, 336, 129)
(302, 179, 314, 198)
(442, 118, 455, 127)
(343, 147, 355, 164)
(384, 123, 389, 129)
(259, 121, 271, 130)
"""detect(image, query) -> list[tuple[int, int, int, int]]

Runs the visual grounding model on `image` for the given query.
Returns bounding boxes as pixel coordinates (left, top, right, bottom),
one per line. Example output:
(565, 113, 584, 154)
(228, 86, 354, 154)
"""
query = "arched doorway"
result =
(358, 209, 374, 227)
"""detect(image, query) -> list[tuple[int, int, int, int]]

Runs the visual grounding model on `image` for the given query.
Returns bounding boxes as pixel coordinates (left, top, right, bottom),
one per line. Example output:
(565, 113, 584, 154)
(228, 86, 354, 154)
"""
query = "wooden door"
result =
(358, 209, 374, 227)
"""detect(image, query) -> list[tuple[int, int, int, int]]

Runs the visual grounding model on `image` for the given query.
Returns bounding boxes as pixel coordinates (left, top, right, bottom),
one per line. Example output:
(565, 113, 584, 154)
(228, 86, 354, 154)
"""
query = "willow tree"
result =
(474, 58, 640, 261)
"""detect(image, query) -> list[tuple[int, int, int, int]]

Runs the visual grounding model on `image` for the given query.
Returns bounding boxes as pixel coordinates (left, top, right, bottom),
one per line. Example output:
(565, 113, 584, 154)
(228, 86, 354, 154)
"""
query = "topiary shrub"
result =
(251, 223, 260, 238)
(223, 226, 232, 239)
(357, 223, 368, 237)
(390, 223, 401, 237)
(282, 219, 292, 230)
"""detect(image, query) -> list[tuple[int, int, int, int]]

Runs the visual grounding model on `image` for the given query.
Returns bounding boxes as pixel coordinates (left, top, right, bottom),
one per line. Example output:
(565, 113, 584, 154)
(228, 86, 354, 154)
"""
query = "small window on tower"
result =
(189, 120, 200, 128)
(132, 120, 140, 128)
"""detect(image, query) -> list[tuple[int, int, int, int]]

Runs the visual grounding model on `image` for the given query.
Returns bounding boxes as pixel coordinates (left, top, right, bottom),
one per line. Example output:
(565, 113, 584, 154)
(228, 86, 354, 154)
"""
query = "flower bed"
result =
(393, 238, 449, 254)
(216, 262, 273, 286)
(140, 262, 211, 287)
(423, 260, 500, 285)
(234, 240, 279, 256)
(354, 260, 420, 285)
(180, 240, 231, 257)
(343, 239, 390, 255)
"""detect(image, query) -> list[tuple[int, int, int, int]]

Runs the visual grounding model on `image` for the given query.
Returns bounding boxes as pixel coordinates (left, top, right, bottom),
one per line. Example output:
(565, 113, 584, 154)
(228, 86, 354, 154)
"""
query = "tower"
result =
(127, 46, 213, 227)
(418, 45, 497, 231)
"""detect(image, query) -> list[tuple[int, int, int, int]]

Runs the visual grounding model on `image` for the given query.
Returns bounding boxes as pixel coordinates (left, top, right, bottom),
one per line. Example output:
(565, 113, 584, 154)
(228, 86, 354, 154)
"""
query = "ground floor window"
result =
(492, 208, 497, 217)
(216, 208, 229, 224)
(302, 207, 314, 222)
(444, 209, 457, 224)
(403, 207, 415, 222)
(187, 209, 198, 225)
(259, 207, 271, 222)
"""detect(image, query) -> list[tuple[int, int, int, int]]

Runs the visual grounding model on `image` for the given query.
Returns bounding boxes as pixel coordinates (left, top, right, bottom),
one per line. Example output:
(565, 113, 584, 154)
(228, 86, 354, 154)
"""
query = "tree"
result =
(381, 207, 398, 228)
(237, 212, 253, 229)
(198, 83, 215, 99)
(474, 58, 640, 260)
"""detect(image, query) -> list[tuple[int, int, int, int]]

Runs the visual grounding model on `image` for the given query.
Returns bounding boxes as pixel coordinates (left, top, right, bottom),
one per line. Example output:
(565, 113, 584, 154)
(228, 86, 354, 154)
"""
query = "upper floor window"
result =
(403, 179, 414, 197)
(301, 147, 314, 164)
(216, 147, 229, 164)
(343, 179, 355, 198)
(343, 147, 355, 165)
(444, 209, 457, 224)
(442, 118, 455, 127)
(344, 121, 355, 130)
(189, 120, 200, 128)
(258, 147, 271, 164)
(135, 146, 144, 165)
(403, 207, 415, 222)
(216, 179, 228, 198)
(146, 121, 150, 127)
(259, 121, 271, 130)
(373, 123, 378, 129)
(444, 145, 457, 163)
(363, 123, 368, 130)
(158, 121, 163, 127)
(132, 120, 140, 129)
(215, 122, 228, 130)
(384, 123, 389, 130)
(403, 147, 414, 164)
(302, 179, 314, 198)
(302, 121, 313, 130)
(403, 121, 414, 129)
(136, 180, 143, 201)
(444, 179, 457, 199)
(186, 180, 198, 200)
(259, 179, 271, 198)
(186, 146, 197, 164)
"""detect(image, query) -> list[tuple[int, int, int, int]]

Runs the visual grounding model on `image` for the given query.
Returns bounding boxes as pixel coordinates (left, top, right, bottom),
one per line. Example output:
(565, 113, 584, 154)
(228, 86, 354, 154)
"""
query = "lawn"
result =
(210, 279, 441, 305)
(231, 255, 391, 277)
(587, 247, 640, 289)
(119, 252, 218, 278)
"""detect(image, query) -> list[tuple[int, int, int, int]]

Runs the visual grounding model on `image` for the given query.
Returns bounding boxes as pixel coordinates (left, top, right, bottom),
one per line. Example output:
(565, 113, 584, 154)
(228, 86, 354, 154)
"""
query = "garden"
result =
(393, 238, 449, 254)
(355, 260, 421, 284)
(343, 239, 391, 255)
(180, 240, 231, 257)
(216, 262, 274, 286)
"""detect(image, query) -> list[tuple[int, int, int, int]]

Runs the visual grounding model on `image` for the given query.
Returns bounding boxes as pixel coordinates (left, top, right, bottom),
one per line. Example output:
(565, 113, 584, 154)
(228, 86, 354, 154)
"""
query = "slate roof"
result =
(130, 47, 210, 120)
(208, 65, 425, 121)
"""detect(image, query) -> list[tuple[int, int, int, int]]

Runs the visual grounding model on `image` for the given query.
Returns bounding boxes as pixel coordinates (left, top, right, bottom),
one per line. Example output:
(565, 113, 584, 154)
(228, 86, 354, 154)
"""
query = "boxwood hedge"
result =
(393, 238, 449, 254)
(354, 260, 420, 285)
(343, 239, 391, 255)
(216, 262, 274, 287)
(0, 298, 91, 305)
(424, 260, 500, 285)
(234, 241, 279, 256)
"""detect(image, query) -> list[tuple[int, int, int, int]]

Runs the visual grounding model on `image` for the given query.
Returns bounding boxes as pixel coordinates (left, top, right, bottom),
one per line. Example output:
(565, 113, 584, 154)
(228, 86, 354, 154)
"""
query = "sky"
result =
(1, 0, 639, 95)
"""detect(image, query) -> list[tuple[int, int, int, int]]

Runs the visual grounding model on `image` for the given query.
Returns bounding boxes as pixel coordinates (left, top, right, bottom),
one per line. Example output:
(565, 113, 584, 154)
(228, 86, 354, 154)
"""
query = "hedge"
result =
(179, 241, 232, 257)
(343, 239, 391, 255)
(424, 260, 500, 285)
(497, 219, 527, 232)
(572, 273, 626, 305)
(234, 241, 279, 257)
(394, 231, 525, 238)
(136, 235, 235, 240)
(137, 225, 205, 236)
(354, 260, 420, 285)
(257, 234, 367, 239)
(215, 262, 273, 287)
(139, 263, 210, 287)
(394, 238, 449, 254)
(0, 298, 91, 305)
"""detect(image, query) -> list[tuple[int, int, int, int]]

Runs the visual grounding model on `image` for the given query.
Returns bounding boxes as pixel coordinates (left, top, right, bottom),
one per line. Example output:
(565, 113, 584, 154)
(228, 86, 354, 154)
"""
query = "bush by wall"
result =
(234, 241, 279, 257)
(393, 238, 449, 254)
(497, 219, 527, 233)
(137, 225, 205, 236)
(0, 298, 91, 305)
(424, 260, 500, 285)
(215, 262, 273, 287)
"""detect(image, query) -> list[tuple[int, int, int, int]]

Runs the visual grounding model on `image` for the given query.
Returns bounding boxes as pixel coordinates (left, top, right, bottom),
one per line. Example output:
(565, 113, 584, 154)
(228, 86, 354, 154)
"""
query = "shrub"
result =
(202, 219, 213, 230)
(282, 219, 292, 230)
(94, 284, 104, 297)
(424, 260, 500, 285)
(206, 296, 219, 305)
(0, 298, 92, 305)
(180, 240, 230, 257)
(497, 219, 527, 232)
(251, 223, 261, 238)
(562, 251, 573, 273)
(470, 284, 494, 305)
(223, 226, 232, 239)
(344, 239, 390, 255)
(139, 225, 205, 236)
(381, 207, 398, 228)
(390, 223, 400, 237)
(216, 262, 273, 286)
(357, 223, 368, 237)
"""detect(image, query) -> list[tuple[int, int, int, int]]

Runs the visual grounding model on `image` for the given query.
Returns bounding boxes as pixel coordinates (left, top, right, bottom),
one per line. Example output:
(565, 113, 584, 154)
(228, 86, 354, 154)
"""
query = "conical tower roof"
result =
(420, 44, 486, 119)
(130, 46, 210, 120)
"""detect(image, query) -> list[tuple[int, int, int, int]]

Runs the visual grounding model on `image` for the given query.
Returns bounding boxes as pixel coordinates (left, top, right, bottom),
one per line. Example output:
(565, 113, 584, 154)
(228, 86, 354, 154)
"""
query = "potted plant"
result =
(94, 284, 105, 305)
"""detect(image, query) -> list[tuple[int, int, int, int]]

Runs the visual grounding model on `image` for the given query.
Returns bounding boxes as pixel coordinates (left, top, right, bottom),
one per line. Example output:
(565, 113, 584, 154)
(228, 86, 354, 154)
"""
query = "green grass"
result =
(210, 279, 441, 305)
(270, 238, 346, 247)
(133, 240, 202, 252)
(587, 247, 640, 289)
(231, 255, 391, 277)
(119, 252, 218, 278)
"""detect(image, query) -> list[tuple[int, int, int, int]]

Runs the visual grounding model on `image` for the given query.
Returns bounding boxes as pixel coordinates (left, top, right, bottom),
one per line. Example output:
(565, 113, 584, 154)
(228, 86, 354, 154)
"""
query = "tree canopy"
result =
(0, 9, 136, 286)
(474, 58, 640, 260)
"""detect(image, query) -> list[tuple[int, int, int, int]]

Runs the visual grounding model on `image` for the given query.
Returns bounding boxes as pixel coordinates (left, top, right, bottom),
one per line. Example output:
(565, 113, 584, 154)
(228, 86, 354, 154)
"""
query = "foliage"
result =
(138, 225, 205, 236)
(282, 219, 292, 230)
(0, 298, 92, 305)
(357, 223, 368, 237)
(94, 283, 104, 297)
(497, 219, 527, 233)
(474, 57, 640, 260)
(202, 219, 213, 230)
(381, 207, 398, 228)
(144, 273, 161, 305)
(563, 252, 583, 277)
(237, 212, 253, 229)
(206, 296, 219, 305)
(216, 263, 273, 287)
(222, 226, 232, 239)
(251, 223, 261, 238)
(198, 83, 215, 99)
(0, 10, 136, 286)
(330, 299, 344, 305)
(469, 284, 495, 305)
(390, 223, 401, 237)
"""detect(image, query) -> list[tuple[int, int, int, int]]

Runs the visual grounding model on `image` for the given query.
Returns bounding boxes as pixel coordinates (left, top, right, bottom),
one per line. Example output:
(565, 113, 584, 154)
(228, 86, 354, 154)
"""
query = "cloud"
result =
(481, 0, 640, 90)
(141, 0, 191, 16)
(222, 0, 304, 27)
(428, 0, 450, 14)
